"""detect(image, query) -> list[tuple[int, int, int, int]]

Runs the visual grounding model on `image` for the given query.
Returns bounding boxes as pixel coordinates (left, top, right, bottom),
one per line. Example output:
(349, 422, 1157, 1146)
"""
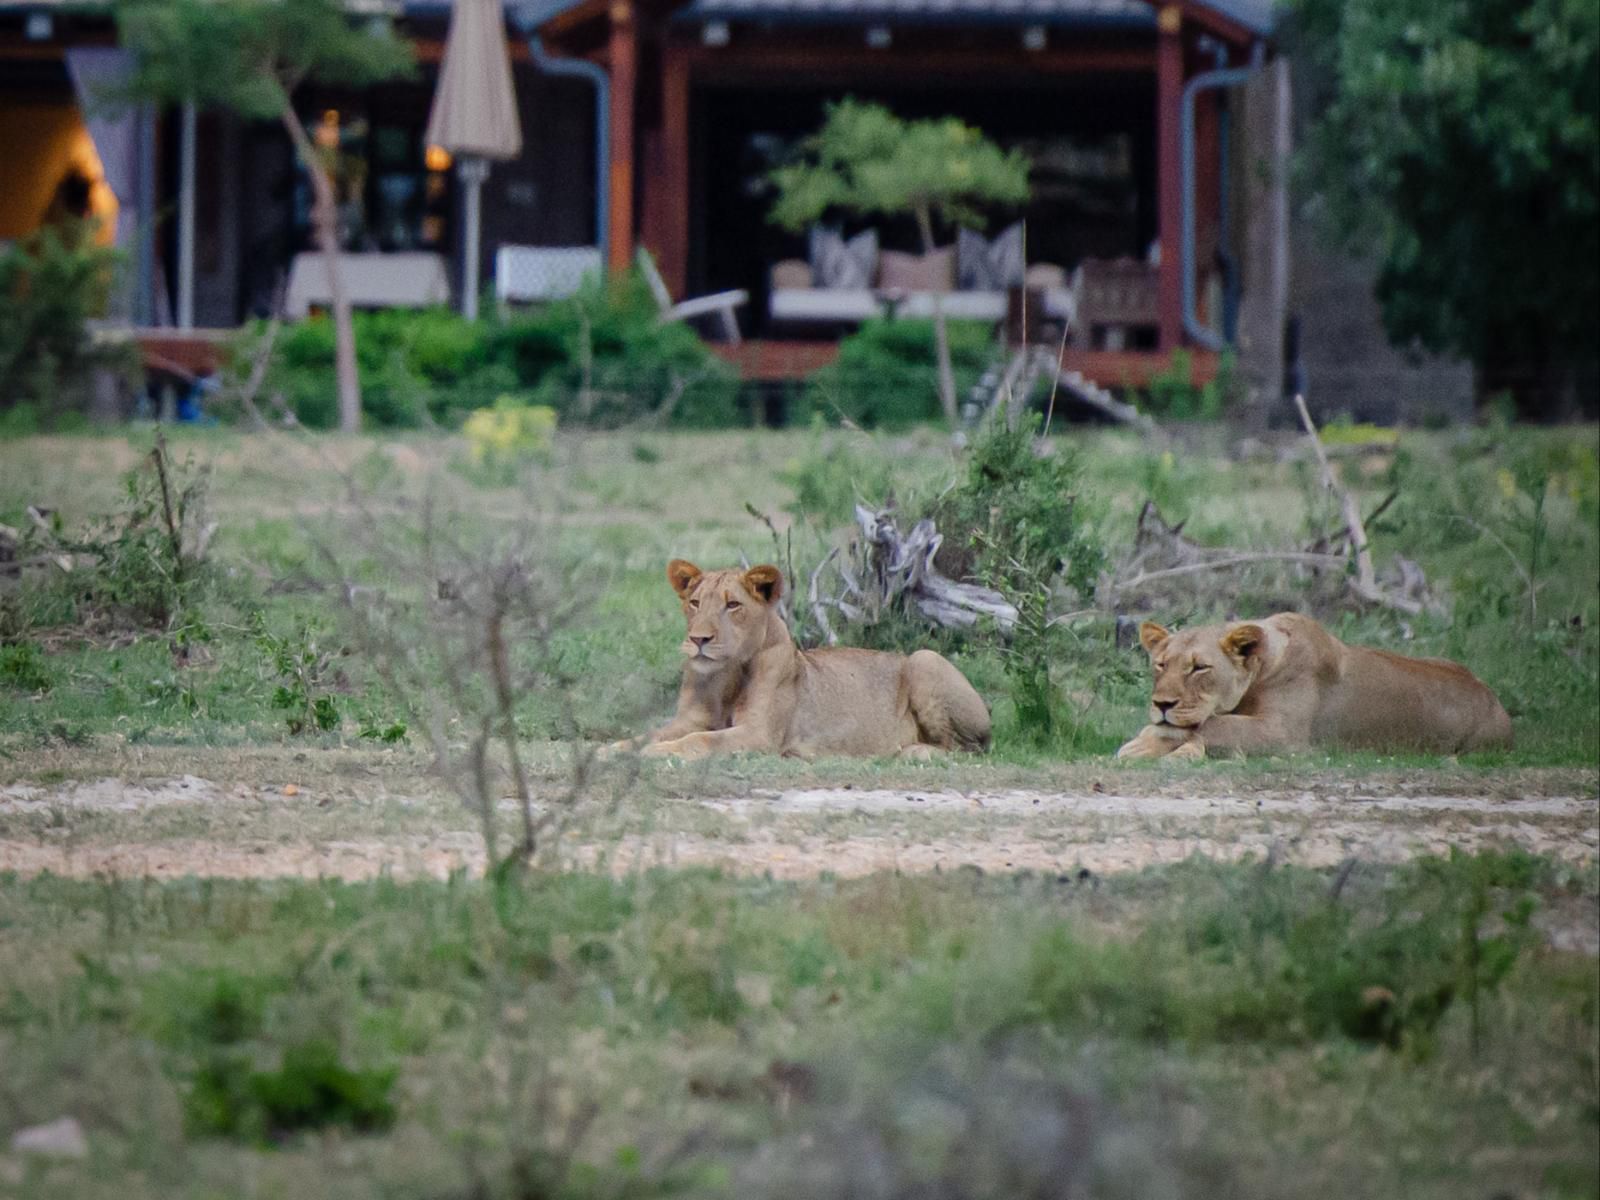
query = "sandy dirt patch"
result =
(2, 777, 1594, 886)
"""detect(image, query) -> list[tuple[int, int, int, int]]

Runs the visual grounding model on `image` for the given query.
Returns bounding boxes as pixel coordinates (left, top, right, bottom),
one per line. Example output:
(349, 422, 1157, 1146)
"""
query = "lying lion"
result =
(1116, 613, 1511, 760)
(624, 559, 991, 761)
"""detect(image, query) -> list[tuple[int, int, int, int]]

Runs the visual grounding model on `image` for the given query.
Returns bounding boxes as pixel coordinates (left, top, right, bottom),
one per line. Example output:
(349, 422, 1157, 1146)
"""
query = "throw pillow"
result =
(957, 222, 1026, 291)
(808, 226, 878, 289)
(770, 259, 814, 289)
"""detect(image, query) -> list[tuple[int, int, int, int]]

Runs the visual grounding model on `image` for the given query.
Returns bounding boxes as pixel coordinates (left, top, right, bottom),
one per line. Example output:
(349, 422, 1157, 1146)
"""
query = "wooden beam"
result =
(682, 41, 1155, 82)
(656, 41, 691, 297)
(606, 1, 637, 274)
(1155, 4, 1184, 351)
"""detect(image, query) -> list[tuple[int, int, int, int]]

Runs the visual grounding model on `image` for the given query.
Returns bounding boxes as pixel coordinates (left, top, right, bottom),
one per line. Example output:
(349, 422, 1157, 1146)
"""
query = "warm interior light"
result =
(315, 109, 340, 149)
(425, 144, 452, 172)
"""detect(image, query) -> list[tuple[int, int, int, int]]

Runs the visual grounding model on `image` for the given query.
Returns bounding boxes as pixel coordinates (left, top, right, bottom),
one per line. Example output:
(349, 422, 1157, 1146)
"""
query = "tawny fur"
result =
(1116, 612, 1512, 761)
(627, 560, 991, 761)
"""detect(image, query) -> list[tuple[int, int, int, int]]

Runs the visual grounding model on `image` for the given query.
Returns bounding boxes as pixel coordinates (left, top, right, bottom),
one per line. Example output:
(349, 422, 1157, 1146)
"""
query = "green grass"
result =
(0, 422, 1595, 1196)
(1, 423, 1596, 767)
(0, 853, 1593, 1198)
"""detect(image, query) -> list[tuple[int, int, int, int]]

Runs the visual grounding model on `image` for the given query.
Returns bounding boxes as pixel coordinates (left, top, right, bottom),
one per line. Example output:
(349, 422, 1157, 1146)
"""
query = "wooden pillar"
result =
(1155, 4, 1184, 351)
(658, 42, 691, 297)
(607, 1, 637, 275)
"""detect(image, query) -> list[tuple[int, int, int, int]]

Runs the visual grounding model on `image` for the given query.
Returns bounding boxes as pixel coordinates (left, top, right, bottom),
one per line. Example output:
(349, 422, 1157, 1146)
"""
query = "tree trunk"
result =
(915, 204, 959, 425)
(280, 104, 361, 432)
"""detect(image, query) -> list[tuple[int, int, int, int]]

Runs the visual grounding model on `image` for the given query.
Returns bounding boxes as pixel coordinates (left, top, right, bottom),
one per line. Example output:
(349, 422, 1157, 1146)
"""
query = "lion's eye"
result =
(726, 600, 742, 612)
(1189, 664, 1210, 675)
(687, 599, 699, 611)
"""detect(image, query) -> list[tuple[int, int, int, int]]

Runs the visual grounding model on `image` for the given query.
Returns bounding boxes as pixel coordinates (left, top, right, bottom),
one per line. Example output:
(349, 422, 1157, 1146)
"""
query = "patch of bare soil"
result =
(2, 778, 1594, 891)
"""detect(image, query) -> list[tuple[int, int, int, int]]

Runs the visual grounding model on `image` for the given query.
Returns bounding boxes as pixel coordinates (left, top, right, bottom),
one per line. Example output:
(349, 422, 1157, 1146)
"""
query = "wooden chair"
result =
(636, 247, 748, 345)
(1068, 256, 1159, 351)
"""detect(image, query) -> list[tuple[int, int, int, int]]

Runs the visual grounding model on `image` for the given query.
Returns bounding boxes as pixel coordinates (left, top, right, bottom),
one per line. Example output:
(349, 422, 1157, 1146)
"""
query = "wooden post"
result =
(606, 1, 636, 275)
(1155, 4, 1184, 352)
(658, 41, 691, 298)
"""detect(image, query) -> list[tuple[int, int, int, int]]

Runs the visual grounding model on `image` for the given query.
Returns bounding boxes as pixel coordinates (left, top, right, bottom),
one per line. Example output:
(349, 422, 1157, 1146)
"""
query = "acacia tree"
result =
(120, 0, 414, 432)
(769, 100, 1030, 424)
(1292, 0, 1599, 416)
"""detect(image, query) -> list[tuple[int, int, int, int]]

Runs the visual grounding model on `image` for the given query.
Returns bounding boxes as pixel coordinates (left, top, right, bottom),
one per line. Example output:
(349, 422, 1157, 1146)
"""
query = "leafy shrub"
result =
(927, 415, 1103, 742)
(254, 269, 738, 429)
(487, 272, 738, 428)
(253, 617, 344, 736)
(799, 317, 996, 428)
(186, 1040, 397, 1143)
(0, 642, 51, 691)
(261, 308, 512, 430)
(0, 221, 129, 417)
(1140, 349, 1228, 420)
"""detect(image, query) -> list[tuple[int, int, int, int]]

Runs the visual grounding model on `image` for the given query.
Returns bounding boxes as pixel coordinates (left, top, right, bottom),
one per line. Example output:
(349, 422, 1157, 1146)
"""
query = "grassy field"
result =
(1, 420, 1597, 1197)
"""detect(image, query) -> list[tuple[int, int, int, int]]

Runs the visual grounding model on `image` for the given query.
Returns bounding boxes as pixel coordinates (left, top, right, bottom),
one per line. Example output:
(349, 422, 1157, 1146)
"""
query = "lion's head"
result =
(1137, 620, 1265, 728)
(666, 559, 784, 673)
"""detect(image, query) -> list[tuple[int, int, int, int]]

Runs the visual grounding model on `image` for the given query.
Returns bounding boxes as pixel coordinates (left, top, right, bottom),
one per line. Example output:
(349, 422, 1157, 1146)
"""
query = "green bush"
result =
(254, 269, 738, 430)
(487, 272, 738, 428)
(186, 1040, 397, 1143)
(0, 642, 51, 692)
(928, 415, 1104, 743)
(1140, 349, 1229, 420)
(0, 221, 129, 416)
(800, 317, 996, 428)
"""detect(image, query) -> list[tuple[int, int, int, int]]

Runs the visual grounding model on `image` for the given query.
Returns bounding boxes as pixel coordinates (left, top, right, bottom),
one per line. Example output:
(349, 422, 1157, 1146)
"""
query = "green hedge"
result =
(798, 317, 997, 428)
(254, 270, 739, 430)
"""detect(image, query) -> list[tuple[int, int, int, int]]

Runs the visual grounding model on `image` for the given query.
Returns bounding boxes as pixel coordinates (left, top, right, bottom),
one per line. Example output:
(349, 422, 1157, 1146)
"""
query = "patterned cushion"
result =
(956, 222, 1026, 291)
(809, 226, 879, 289)
(878, 247, 956, 292)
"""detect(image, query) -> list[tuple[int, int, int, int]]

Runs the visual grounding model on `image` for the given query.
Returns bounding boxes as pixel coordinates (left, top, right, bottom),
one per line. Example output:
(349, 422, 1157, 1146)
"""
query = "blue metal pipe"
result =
(1180, 53, 1262, 350)
(511, 5, 609, 255)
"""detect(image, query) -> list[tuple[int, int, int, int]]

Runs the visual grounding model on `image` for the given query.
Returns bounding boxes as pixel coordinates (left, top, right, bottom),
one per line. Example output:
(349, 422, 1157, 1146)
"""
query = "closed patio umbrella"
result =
(426, 0, 523, 320)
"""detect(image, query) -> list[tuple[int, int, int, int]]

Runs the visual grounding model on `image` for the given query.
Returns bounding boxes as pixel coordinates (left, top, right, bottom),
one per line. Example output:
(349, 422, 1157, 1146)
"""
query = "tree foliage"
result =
(118, 0, 414, 117)
(1292, 0, 1599, 388)
(768, 99, 1030, 235)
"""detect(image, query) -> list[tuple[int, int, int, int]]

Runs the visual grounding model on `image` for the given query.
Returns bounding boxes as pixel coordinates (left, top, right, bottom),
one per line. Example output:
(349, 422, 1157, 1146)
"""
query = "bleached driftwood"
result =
(807, 506, 1018, 644)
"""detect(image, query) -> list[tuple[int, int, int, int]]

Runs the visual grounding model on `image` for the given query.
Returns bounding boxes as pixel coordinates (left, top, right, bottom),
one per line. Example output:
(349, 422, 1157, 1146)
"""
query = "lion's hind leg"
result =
(905, 649, 992, 753)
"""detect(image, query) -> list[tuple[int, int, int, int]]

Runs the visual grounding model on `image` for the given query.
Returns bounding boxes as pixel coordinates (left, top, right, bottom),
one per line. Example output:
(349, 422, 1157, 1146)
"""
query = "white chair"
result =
(636, 247, 747, 345)
(493, 245, 603, 309)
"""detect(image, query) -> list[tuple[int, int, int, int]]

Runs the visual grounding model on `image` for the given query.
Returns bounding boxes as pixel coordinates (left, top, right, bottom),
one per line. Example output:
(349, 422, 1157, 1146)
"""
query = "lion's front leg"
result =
(1116, 723, 1199, 760)
(643, 724, 779, 761)
(1190, 713, 1303, 757)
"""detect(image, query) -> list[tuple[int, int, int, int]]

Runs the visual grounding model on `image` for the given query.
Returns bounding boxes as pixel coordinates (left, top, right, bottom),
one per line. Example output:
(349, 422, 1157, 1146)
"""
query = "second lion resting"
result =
(1116, 612, 1511, 760)
(626, 559, 991, 761)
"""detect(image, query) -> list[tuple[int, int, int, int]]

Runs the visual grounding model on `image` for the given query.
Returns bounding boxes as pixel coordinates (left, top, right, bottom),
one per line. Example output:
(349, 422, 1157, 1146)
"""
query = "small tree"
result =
(769, 100, 1030, 424)
(120, 0, 414, 432)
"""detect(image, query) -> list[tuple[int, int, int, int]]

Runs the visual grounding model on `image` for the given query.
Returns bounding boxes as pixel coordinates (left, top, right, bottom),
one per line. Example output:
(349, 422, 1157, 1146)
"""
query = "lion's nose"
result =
(689, 635, 713, 649)
(1155, 699, 1177, 715)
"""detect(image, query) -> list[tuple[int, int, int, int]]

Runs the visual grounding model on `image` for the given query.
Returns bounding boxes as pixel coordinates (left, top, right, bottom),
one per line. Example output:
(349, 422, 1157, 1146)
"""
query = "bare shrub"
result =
(310, 458, 636, 868)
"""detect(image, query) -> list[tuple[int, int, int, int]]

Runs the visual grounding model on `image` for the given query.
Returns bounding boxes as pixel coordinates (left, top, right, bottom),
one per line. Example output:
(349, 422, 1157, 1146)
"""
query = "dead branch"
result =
(1293, 394, 1375, 594)
(806, 506, 1018, 637)
(1117, 551, 1352, 592)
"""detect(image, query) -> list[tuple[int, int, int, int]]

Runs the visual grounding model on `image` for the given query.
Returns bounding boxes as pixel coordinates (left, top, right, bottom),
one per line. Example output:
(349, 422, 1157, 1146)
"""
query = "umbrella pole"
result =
(458, 156, 490, 320)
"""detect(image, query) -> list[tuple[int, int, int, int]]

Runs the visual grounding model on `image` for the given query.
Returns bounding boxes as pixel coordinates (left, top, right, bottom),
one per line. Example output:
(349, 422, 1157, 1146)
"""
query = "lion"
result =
(1115, 612, 1512, 760)
(623, 559, 991, 761)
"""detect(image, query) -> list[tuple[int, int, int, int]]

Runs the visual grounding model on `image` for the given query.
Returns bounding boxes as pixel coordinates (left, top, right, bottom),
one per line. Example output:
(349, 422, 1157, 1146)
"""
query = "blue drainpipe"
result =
(510, 4, 609, 254)
(1180, 43, 1265, 351)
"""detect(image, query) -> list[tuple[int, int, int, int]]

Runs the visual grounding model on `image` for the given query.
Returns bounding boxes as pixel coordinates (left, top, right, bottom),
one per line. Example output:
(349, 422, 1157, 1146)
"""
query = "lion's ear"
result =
(743, 564, 783, 605)
(1220, 623, 1265, 661)
(1139, 621, 1171, 655)
(667, 559, 702, 598)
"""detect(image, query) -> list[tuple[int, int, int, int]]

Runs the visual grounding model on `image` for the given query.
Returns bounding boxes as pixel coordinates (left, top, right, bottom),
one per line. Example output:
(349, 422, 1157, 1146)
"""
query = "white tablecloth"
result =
(283, 252, 451, 318)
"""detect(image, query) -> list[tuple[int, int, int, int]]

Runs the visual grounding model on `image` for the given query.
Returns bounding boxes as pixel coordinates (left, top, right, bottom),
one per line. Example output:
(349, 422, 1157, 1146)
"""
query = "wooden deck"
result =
(713, 341, 1220, 390)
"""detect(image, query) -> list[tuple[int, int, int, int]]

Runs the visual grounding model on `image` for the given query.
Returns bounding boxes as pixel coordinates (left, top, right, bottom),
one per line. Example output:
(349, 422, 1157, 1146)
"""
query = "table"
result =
(283, 251, 451, 318)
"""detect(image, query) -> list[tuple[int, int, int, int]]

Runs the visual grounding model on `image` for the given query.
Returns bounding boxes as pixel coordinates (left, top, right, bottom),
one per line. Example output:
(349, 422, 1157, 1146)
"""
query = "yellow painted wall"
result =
(0, 100, 118, 244)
